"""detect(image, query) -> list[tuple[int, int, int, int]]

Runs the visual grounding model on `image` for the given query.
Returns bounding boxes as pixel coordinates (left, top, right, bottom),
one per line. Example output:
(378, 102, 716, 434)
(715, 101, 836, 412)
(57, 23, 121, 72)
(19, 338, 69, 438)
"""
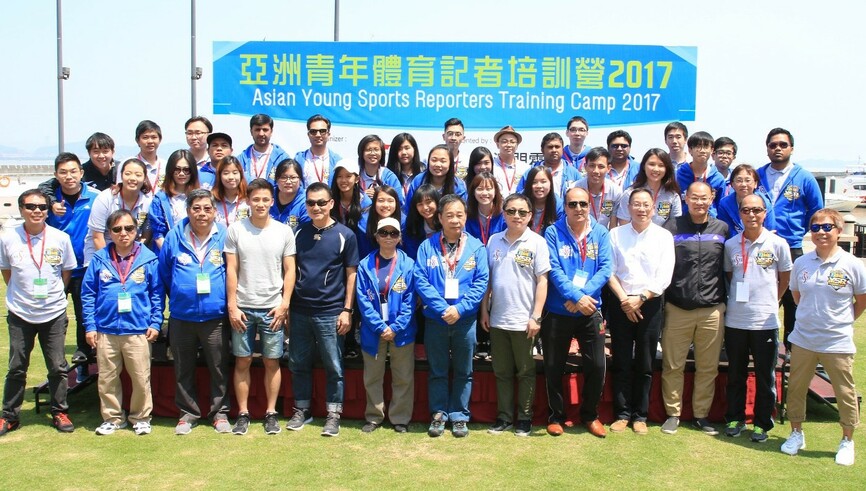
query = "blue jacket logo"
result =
(783, 184, 800, 201)
(130, 267, 146, 284)
(392, 276, 408, 293)
(463, 255, 477, 271)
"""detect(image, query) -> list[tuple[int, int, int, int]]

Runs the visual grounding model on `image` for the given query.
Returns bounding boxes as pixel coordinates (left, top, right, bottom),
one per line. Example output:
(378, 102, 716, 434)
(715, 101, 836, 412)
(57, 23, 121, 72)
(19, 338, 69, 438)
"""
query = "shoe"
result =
(232, 413, 251, 435)
(52, 412, 74, 433)
(362, 421, 381, 433)
(133, 421, 152, 435)
(264, 412, 281, 435)
(95, 421, 120, 436)
(0, 418, 20, 436)
(781, 429, 806, 456)
(488, 419, 513, 435)
(585, 419, 607, 438)
(633, 421, 649, 435)
(213, 418, 232, 434)
(751, 426, 768, 443)
(286, 407, 312, 431)
(393, 423, 409, 434)
(76, 366, 90, 384)
(345, 347, 360, 360)
(661, 416, 679, 435)
(610, 419, 629, 433)
(321, 412, 340, 437)
(175, 420, 194, 435)
(428, 413, 446, 437)
(836, 437, 855, 466)
(71, 350, 89, 364)
(692, 418, 719, 436)
(452, 420, 469, 438)
(546, 422, 564, 436)
(725, 421, 746, 438)
(514, 420, 532, 437)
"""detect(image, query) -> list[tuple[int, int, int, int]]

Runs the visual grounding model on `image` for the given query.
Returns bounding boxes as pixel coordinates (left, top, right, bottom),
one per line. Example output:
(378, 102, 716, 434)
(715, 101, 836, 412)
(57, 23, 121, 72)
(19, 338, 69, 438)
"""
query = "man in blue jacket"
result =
(756, 128, 823, 348)
(296, 114, 342, 187)
(238, 114, 290, 184)
(159, 189, 231, 435)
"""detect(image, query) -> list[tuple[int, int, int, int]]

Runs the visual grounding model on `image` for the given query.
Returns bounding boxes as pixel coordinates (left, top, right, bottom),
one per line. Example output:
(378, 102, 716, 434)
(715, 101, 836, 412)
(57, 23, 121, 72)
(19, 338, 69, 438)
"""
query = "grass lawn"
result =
(0, 283, 864, 490)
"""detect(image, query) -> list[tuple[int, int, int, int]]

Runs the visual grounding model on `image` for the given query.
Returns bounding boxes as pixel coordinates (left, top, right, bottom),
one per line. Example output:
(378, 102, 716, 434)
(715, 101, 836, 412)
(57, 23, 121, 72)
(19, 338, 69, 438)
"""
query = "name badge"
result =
(572, 270, 589, 289)
(735, 281, 750, 302)
(380, 295, 389, 322)
(445, 278, 460, 299)
(196, 273, 211, 294)
(118, 292, 132, 313)
(33, 278, 48, 299)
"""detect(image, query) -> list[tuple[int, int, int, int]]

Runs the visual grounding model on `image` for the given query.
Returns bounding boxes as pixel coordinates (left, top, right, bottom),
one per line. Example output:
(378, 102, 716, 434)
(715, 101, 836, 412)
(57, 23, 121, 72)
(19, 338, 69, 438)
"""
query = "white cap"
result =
(333, 158, 359, 175)
(377, 217, 401, 232)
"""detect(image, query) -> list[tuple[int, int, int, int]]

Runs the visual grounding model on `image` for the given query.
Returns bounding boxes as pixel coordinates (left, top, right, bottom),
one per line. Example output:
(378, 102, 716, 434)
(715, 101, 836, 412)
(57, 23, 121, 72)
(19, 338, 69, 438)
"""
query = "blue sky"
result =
(1, 0, 864, 169)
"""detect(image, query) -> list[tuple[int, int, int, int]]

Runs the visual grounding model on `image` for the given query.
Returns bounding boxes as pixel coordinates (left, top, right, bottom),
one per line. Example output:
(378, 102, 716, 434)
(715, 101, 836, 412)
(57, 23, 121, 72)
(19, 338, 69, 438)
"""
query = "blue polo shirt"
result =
(292, 220, 359, 316)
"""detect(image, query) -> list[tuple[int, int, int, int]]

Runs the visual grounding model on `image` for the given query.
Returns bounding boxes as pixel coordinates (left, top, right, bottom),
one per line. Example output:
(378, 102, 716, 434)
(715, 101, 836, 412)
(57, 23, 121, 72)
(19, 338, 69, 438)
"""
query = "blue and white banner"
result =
(213, 41, 696, 129)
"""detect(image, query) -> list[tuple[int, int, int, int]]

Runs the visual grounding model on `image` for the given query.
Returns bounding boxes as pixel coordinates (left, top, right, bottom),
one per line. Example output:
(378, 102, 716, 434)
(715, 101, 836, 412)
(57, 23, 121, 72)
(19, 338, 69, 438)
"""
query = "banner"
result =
(213, 41, 696, 129)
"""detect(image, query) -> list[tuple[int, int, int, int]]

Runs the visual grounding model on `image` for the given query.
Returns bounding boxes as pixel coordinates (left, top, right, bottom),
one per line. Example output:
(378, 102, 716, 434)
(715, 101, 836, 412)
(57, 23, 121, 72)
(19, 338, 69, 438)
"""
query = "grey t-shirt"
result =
(224, 217, 295, 310)
(724, 229, 792, 330)
(486, 229, 551, 331)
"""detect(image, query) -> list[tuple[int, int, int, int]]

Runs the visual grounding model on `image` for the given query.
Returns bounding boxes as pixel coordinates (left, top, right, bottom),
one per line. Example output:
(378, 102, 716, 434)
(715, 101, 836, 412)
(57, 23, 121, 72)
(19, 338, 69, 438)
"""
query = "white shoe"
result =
(95, 421, 119, 435)
(133, 421, 152, 435)
(836, 438, 855, 466)
(781, 430, 806, 456)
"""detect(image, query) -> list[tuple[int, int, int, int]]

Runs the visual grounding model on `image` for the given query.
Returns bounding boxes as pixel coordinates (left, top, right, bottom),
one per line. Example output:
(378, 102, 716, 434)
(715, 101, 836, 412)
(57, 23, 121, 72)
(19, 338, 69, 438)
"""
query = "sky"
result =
(1, 0, 864, 170)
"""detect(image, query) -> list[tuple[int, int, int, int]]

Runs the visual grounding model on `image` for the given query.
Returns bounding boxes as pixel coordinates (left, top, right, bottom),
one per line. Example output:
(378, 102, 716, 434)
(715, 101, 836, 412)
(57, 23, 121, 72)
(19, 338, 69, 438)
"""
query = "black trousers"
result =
(724, 327, 778, 431)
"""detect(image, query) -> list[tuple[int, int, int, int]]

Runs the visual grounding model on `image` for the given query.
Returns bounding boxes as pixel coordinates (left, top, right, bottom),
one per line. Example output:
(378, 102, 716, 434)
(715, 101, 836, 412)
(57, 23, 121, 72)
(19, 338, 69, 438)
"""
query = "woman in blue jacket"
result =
(148, 150, 200, 250)
(404, 145, 468, 214)
(356, 217, 416, 433)
(357, 134, 405, 205)
(82, 209, 164, 436)
(270, 158, 309, 232)
(414, 194, 489, 438)
(717, 164, 776, 238)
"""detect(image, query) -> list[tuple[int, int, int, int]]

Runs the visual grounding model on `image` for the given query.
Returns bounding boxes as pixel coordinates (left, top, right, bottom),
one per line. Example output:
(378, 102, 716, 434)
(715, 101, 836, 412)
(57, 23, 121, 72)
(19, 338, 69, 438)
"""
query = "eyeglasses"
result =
(308, 128, 328, 135)
(504, 208, 531, 217)
(445, 131, 463, 138)
(376, 229, 401, 238)
(733, 178, 754, 184)
(714, 150, 735, 157)
(739, 207, 765, 215)
(278, 175, 300, 183)
(567, 127, 588, 134)
(185, 131, 209, 137)
(364, 148, 382, 154)
(174, 167, 191, 175)
(810, 223, 836, 233)
(190, 206, 214, 213)
(566, 201, 590, 209)
(22, 203, 48, 211)
(768, 142, 791, 150)
(610, 143, 629, 150)
(306, 199, 330, 208)
(110, 224, 137, 234)
(498, 139, 518, 145)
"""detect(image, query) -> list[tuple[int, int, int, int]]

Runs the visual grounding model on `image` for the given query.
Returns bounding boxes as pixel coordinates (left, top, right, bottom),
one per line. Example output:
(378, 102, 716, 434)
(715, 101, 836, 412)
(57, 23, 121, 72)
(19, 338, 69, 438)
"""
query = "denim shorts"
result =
(231, 308, 284, 359)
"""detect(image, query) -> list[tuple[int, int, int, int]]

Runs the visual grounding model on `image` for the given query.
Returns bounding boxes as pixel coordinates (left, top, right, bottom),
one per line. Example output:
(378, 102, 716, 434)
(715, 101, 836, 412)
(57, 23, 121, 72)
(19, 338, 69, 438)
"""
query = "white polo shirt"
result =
(724, 229, 792, 330)
(486, 228, 551, 331)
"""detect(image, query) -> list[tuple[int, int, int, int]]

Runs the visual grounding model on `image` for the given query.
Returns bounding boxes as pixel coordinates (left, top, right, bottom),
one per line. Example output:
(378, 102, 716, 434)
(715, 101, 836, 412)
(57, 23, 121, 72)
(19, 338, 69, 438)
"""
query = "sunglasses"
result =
(504, 208, 531, 217)
(174, 167, 191, 175)
(22, 203, 49, 211)
(810, 223, 836, 233)
(110, 224, 137, 234)
(306, 199, 330, 208)
(768, 142, 791, 150)
(610, 143, 629, 150)
(739, 207, 765, 215)
(308, 129, 328, 135)
(566, 201, 590, 209)
(376, 229, 401, 238)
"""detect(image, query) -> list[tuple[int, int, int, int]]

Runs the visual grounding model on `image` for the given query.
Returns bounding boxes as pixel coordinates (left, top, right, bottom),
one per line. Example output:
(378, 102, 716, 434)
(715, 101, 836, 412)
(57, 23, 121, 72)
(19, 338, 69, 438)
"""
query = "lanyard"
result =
(609, 167, 627, 188)
(25, 228, 46, 277)
(360, 169, 379, 191)
(120, 192, 140, 212)
(534, 208, 546, 234)
(478, 215, 491, 244)
(439, 234, 462, 274)
(740, 234, 749, 278)
(189, 231, 213, 268)
(577, 235, 588, 264)
(375, 253, 399, 296)
(498, 160, 516, 194)
(307, 150, 327, 183)
(693, 166, 708, 182)
(589, 182, 605, 220)
(110, 245, 138, 286)
(251, 145, 272, 179)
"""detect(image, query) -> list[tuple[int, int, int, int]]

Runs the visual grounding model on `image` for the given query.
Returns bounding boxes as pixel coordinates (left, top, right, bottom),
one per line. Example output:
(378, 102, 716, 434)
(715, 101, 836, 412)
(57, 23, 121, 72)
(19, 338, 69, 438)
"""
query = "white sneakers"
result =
(781, 430, 806, 456)
(133, 421, 152, 435)
(836, 438, 855, 466)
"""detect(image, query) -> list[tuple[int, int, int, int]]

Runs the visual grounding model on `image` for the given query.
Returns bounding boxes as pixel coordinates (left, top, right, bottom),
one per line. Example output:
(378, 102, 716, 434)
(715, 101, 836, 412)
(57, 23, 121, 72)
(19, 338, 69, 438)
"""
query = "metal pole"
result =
(334, 0, 339, 41)
(56, 0, 64, 152)
(191, 0, 197, 117)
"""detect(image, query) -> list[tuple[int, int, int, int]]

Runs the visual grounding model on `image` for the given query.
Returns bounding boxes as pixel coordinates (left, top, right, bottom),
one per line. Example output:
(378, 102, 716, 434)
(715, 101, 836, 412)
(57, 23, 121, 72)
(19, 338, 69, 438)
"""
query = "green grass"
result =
(0, 281, 865, 490)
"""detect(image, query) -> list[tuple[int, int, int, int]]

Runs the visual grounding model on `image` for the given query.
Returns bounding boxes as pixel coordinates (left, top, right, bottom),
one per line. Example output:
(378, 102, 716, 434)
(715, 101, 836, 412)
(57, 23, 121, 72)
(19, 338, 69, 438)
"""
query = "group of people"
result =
(0, 114, 861, 466)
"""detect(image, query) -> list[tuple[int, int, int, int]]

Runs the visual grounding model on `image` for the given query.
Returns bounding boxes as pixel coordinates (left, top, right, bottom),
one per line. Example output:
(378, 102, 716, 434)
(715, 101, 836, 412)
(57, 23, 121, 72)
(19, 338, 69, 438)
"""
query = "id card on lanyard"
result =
(736, 235, 750, 302)
(25, 228, 48, 299)
(572, 234, 589, 289)
(440, 235, 462, 300)
(111, 245, 139, 313)
(376, 254, 398, 321)
(190, 231, 213, 294)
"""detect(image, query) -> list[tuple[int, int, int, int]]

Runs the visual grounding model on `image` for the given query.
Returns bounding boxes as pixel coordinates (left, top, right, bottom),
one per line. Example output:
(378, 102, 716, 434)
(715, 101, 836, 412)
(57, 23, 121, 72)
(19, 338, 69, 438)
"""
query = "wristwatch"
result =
(532, 316, 543, 324)
(639, 293, 648, 302)
(342, 307, 354, 314)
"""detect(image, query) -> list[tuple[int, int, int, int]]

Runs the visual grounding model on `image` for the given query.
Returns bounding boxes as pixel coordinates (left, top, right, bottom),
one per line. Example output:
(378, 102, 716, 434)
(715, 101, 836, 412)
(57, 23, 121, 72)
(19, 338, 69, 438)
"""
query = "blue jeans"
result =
(425, 317, 475, 422)
(289, 311, 344, 413)
(231, 309, 283, 359)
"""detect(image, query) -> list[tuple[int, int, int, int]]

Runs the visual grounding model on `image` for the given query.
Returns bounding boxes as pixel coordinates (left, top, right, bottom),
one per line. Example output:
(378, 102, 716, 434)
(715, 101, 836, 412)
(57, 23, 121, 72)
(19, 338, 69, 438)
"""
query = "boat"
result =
(0, 163, 54, 228)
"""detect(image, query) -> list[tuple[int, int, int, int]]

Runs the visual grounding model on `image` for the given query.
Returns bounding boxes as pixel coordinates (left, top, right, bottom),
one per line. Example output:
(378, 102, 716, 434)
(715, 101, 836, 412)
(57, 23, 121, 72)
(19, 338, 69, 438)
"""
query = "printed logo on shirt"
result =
(586, 242, 598, 260)
(463, 255, 477, 271)
(100, 268, 113, 283)
(364, 288, 376, 302)
(827, 269, 850, 291)
(177, 253, 193, 266)
(43, 247, 62, 266)
(514, 248, 535, 268)
(657, 201, 672, 218)
(455, 167, 468, 179)
(783, 184, 800, 201)
(137, 211, 148, 225)
(209, 250, 223, 267)
(392, 276, 408, 293)
(237, 207, 250, 220)
(755, 250, 776, 269)
(268, 167, 277, 182)
(601, 200, 614, 217)
(492, 249, 504, 262)
(130, 267, 146, 284)
(559, 245, 573, 258)
(427, 256, 440, 268)
(288, 215, 298, 229)
(156, 175, 166, 188)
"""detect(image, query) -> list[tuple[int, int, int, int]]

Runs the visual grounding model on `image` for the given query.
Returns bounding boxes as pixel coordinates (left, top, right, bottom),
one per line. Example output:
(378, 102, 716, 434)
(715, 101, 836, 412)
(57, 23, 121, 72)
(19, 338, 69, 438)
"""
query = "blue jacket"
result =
(413, 232, 489, 324)
(81, 243, 164, 335)
(757, 163, 824, 249)
(544, 217, 613, 317)
(47, 185, 99, 277)
(239, 143, 290, 183)
(158, 219, 227, 322)
(270, 188, 310, 232)
(464, 212, 505, 245)
(517, 162, 582, 199)
(360, 166, 406, 205)
(198, 162, 216, 190)
(676, 164, 727, 217)
(716, 191, 777, 239)
(294, 149, 342, 186)
(404, 172, 468, 215)
(356, 249, 416, 357)
(607, 157, 640, 191)
(147, 190, 182, 248)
